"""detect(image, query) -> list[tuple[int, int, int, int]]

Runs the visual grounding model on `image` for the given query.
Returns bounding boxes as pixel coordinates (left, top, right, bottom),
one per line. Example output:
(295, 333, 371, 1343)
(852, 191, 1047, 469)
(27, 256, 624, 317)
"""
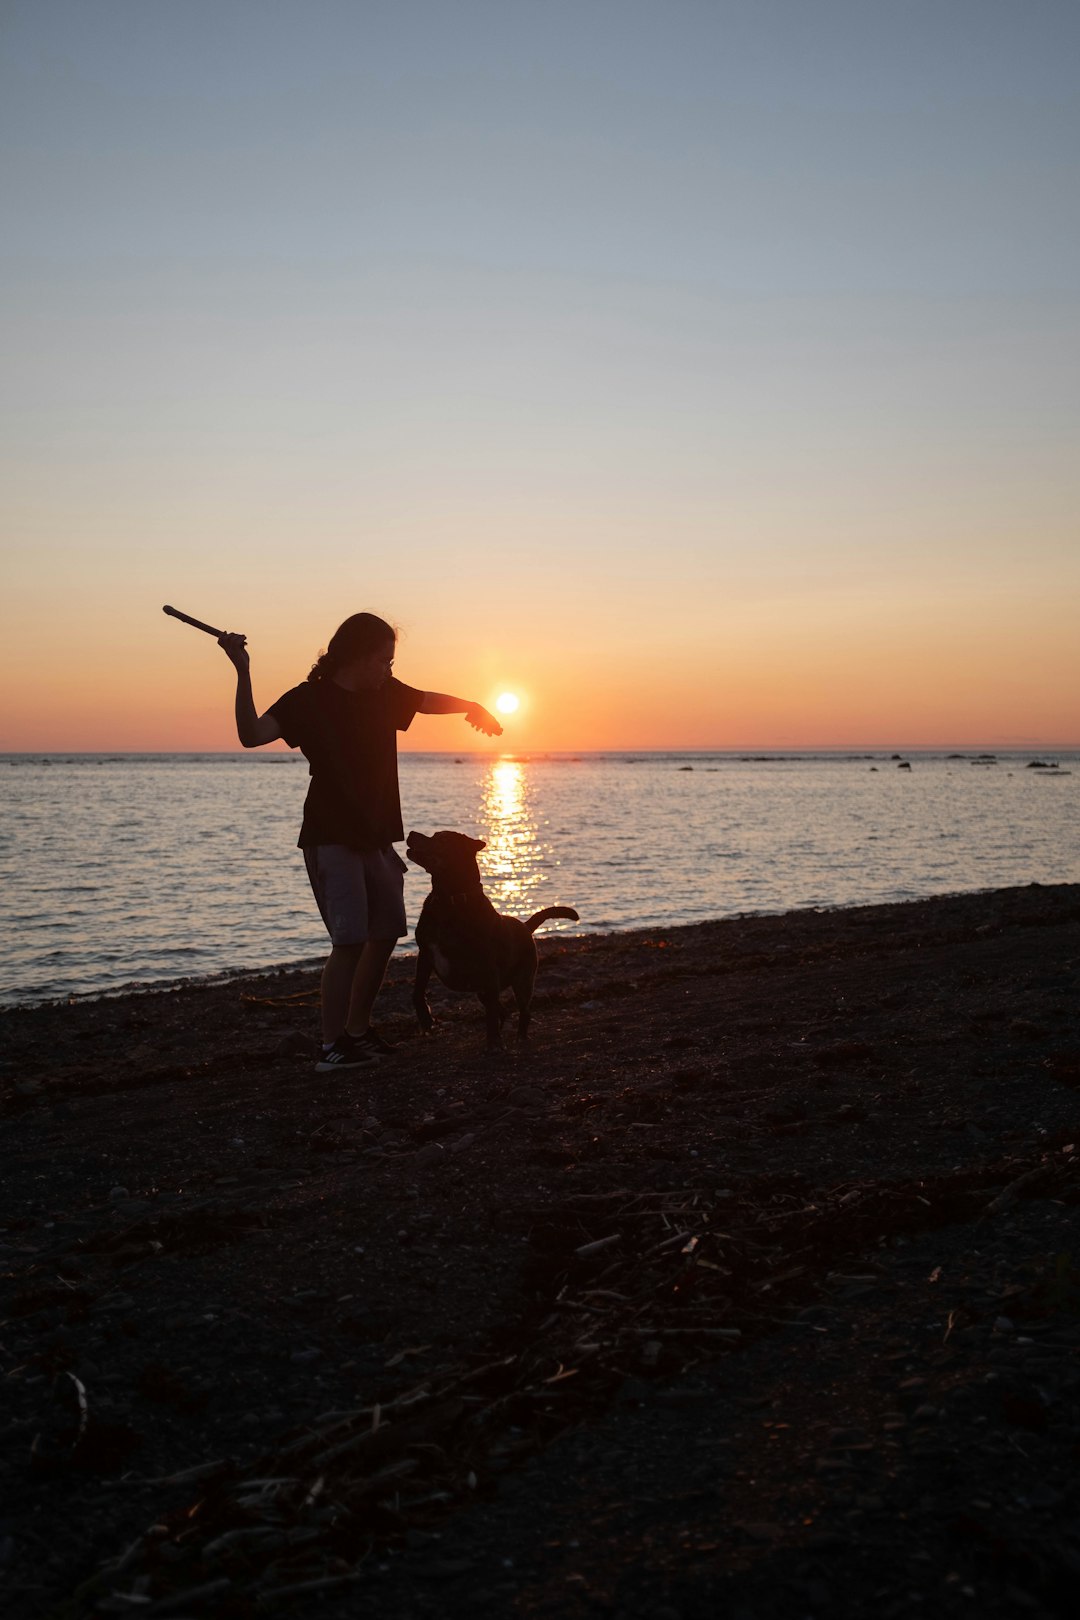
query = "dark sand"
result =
(3, 883, 1080, 1619)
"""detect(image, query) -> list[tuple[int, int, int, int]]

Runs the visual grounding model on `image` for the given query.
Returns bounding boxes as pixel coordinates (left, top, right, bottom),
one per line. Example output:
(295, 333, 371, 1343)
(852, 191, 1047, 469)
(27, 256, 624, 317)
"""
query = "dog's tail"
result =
(525, 906, 579, 935)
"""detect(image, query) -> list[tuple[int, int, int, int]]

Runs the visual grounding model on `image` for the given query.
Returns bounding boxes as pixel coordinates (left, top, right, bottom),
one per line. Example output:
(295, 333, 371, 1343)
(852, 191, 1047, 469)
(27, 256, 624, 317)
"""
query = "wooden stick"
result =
(162, 604, 227, 638)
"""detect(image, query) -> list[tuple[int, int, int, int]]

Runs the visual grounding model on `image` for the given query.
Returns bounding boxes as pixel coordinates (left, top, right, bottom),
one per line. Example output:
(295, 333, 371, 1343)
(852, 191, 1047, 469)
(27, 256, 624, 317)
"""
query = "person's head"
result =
(309, 613, 397, 690)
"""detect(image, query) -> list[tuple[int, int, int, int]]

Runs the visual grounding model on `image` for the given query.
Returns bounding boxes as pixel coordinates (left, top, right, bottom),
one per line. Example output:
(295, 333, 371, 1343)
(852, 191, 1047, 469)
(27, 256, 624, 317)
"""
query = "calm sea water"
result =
(2, 750, 1077, 1007)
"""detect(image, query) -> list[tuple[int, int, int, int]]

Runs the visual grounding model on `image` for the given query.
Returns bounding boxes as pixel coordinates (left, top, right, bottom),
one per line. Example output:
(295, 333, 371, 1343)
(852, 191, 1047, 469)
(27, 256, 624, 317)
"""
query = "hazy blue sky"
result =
(2, 0, 1078, 748)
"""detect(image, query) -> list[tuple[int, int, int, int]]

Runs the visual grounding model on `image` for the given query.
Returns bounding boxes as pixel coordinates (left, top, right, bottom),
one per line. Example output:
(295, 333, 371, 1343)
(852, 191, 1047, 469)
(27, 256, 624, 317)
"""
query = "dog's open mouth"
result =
(405, 832, 429, 868)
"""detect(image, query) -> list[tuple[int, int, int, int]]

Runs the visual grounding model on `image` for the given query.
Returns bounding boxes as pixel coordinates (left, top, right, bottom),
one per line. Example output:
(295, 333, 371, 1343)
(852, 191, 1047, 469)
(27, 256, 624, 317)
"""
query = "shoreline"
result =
(4, 878, 1073, 1014)
(4, 881, 1080, 1618)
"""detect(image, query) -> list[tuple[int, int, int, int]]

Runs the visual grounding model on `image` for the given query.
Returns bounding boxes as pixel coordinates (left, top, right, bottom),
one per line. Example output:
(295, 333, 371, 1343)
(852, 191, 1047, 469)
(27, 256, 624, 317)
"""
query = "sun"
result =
(495, 692, 520, 715)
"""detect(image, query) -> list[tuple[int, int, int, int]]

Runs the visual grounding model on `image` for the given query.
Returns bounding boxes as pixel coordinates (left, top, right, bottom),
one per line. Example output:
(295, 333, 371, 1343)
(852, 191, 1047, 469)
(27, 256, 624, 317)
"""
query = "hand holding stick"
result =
(163, 605, 248, 669)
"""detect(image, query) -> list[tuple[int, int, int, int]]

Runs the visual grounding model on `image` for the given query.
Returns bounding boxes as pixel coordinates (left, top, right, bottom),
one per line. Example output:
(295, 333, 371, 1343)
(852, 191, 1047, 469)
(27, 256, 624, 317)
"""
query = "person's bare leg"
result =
(345, 938, 396, 1035)
(320, 944, 365, 1043)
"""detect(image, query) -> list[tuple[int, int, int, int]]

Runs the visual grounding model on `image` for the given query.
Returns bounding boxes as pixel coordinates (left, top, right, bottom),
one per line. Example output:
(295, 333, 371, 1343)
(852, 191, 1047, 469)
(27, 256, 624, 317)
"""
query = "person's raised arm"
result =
(218, 633, 283, 747)
(418, 691, 502, 737)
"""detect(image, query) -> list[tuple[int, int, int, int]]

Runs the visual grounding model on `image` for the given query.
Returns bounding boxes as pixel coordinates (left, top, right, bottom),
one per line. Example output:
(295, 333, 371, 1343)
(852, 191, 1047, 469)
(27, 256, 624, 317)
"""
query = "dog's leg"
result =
(510, 958, 536, 1041)
(473, 963, 505, 1049)
(413, 946, 436, 1033)
(482, 996, 504, 1048)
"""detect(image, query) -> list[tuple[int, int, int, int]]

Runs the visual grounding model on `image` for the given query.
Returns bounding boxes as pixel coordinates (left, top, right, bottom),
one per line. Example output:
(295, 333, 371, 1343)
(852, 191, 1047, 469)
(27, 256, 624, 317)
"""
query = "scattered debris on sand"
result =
(2, 883, 1079, 1618)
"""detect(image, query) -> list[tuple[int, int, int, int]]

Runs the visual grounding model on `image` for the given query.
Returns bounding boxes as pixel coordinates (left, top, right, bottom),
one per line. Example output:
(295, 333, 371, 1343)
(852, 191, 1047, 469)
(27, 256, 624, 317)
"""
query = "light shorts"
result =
(303, 844, 409, 945)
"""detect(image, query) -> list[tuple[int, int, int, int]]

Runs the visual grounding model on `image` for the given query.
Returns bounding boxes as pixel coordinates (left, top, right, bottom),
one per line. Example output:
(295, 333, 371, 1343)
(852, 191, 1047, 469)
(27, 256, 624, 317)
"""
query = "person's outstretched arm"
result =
(418, 691, 502, 737)
(218, 633, 283, 747)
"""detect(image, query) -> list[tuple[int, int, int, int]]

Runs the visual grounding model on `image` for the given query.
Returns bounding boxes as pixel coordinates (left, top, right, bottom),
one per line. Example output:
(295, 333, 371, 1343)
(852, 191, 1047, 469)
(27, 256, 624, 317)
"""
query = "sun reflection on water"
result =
(478, 759, 547, 916)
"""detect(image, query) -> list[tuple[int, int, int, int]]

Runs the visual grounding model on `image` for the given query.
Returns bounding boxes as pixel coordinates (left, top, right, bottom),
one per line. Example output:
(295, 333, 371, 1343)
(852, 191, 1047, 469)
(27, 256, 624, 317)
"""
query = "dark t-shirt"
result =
(269, 676, 422, 851)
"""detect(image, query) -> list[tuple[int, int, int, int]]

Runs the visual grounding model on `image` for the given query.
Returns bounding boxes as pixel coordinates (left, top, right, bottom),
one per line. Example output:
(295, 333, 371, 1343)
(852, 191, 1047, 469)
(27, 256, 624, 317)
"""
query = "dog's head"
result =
(406, 829, 487, 883)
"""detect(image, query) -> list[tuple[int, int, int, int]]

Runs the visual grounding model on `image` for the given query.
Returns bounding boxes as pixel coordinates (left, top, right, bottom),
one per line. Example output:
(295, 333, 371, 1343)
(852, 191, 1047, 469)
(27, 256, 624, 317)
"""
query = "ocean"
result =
(2, 749, 1077, 1007)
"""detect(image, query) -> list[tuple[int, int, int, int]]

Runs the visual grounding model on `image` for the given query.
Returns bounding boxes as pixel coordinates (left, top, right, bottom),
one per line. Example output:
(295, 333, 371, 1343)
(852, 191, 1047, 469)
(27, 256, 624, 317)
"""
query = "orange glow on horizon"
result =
(1, 580, 1078, 753)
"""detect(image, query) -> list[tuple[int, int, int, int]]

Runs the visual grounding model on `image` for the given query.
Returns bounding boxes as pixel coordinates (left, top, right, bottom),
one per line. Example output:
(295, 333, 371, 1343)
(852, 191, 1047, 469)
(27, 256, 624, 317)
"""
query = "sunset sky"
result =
(2, 0, 1078, 752)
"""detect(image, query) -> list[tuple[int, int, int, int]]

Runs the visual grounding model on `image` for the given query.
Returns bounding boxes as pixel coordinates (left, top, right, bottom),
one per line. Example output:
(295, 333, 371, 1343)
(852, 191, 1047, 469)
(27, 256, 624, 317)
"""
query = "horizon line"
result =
(3, 743, 1077, 757)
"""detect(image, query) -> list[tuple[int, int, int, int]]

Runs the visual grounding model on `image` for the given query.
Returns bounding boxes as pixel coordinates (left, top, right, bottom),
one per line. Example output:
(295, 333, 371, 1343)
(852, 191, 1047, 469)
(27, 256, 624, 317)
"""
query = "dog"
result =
(405, 829, 579, 1048)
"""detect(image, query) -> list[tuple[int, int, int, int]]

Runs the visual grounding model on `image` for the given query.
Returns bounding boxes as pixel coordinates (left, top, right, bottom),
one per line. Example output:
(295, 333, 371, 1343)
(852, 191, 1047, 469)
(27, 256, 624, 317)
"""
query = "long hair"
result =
(308, 613, 397, 683)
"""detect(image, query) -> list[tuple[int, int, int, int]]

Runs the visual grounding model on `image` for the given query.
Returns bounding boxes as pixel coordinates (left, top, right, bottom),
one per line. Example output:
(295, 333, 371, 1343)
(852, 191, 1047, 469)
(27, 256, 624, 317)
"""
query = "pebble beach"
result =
(3, 883, 1080, 1617)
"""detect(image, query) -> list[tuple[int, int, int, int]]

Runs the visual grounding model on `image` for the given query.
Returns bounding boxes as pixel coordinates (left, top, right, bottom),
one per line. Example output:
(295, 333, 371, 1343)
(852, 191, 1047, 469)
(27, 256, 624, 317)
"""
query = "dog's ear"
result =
(471, 838, 487, 852)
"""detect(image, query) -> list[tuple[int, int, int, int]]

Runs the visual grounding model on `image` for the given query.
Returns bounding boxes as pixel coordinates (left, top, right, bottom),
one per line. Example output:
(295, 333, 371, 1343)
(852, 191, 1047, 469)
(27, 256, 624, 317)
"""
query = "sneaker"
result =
(314, 1034, 377, 1072)
(348, 1027, 396, 1059)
